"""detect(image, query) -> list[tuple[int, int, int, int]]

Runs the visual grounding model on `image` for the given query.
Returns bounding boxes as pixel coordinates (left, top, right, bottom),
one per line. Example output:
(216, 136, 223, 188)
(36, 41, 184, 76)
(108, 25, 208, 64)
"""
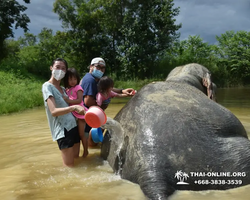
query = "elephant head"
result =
(166, 63, 216, 101)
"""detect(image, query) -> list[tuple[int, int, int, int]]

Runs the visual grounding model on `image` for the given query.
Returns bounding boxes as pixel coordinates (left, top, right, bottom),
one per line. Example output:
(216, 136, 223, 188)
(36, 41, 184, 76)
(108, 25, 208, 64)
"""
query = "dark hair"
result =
(52, 58, 68, 70)
(64, 68, 81, 88)
(98, 76, 114, 93)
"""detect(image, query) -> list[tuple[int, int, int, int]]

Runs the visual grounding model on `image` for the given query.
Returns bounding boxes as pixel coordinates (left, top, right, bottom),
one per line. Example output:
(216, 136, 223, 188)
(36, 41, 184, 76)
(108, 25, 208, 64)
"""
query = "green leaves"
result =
(161, 31, 250, 86)
(115, 0, 181, 78)
(2, 1, 249, 86)
(216, 30, 250, 83)
(53, 0, 181, 79)
(163, 35, 214, 67)
(0, 0, 30, 61)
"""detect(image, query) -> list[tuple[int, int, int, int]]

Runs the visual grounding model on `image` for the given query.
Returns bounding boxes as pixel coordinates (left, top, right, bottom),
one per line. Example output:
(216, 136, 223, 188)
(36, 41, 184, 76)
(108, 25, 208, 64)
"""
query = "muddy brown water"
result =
(0, 88, 250, 200)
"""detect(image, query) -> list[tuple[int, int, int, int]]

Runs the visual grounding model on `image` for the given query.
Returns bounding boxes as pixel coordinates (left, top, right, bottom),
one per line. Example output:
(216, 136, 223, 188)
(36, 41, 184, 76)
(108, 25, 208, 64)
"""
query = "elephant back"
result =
(115, 80, 247, 143)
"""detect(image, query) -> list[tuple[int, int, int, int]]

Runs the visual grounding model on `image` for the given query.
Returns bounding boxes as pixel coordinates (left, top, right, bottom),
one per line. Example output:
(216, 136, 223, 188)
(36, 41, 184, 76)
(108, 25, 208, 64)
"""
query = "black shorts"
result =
(57, 126, 80, 150)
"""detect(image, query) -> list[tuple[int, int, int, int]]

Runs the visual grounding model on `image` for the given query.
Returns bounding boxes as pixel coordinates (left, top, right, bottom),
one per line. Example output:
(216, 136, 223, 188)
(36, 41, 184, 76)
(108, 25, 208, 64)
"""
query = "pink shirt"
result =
(96, 91, 118, 106)
(66, 85, 87, 119)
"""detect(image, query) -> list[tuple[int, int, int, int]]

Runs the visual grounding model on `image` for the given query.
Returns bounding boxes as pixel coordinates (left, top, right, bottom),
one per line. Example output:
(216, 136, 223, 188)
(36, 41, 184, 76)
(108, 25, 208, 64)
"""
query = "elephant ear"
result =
(202, 72, 216, 101)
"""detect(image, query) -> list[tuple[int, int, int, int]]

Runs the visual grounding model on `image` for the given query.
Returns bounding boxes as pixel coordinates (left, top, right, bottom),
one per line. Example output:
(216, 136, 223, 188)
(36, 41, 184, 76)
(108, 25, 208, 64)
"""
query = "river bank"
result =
(0, 71, 157, 115)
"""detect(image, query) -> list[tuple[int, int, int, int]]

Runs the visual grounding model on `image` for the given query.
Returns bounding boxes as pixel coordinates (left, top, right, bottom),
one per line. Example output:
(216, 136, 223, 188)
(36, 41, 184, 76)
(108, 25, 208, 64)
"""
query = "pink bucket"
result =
(85, 106, 107, 128)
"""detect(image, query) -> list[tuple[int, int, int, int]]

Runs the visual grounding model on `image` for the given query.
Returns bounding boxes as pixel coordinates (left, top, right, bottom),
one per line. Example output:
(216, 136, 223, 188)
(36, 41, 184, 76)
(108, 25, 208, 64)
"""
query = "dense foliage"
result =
(0, 0, 30, 60)
(53, 0, 181, 79)
(159, 32, 250, 86)
(0, 0, 250, 87)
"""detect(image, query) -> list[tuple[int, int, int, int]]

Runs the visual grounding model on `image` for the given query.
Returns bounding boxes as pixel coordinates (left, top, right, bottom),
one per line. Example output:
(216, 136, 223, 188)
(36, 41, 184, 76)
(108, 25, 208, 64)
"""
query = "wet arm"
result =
(112, 88, 134, 95)
(116, 93, 129, 97)
(47, 96, 76, 117)
(112, 88, 123, 94)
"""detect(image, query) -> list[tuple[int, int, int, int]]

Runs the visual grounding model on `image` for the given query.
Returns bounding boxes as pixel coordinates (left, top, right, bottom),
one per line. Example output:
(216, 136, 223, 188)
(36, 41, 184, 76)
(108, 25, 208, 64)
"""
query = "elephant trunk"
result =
(101, 117, 124, 170)
(138, 168, 175, 200)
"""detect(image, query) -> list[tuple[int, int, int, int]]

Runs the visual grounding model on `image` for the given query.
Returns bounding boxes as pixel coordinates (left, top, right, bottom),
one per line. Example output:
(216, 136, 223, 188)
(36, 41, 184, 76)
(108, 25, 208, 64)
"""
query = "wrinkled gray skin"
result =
(101, 63, 250, 200)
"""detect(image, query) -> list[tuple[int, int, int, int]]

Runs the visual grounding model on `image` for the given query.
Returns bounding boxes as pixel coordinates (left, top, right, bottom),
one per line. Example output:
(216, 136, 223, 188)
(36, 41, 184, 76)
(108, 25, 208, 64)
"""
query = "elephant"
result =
(100, 63, 250, 200)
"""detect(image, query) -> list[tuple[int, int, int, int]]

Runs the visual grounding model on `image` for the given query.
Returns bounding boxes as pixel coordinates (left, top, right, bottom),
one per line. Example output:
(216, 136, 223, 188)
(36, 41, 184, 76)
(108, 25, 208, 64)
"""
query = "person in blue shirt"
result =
(80, 57, 134, 146)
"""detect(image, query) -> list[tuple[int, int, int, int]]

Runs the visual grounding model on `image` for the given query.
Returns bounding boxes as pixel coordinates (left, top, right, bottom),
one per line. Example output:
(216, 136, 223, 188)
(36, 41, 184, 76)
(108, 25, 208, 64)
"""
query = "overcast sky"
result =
(14, 0, 250, 44)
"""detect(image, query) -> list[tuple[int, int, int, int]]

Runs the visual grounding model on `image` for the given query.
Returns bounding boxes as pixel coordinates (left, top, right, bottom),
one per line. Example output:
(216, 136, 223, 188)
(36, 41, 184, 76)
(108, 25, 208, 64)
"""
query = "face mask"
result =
(92, 68, 104, 79)
(52, 69, 66, 81)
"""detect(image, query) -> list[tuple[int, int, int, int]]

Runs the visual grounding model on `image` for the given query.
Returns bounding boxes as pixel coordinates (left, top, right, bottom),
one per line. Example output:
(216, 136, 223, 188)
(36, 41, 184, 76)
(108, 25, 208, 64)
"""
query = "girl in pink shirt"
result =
(64, 68, 89, 157)
(96, 76, 129, 108)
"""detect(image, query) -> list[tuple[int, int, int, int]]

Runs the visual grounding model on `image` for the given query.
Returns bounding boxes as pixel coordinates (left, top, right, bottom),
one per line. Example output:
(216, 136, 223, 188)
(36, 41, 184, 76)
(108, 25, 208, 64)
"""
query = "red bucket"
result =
(85, 106, 107, 128)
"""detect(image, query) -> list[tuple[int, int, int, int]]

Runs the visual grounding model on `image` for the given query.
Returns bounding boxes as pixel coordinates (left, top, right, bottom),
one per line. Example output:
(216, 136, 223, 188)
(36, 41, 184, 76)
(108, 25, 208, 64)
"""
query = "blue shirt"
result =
(80, 73, 98, 107)
(42, 82, 77, 141)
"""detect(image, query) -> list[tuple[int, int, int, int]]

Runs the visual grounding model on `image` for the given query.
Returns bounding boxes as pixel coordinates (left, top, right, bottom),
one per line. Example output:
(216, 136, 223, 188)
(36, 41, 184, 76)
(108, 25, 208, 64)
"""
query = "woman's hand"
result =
(73, 105, 86, 115)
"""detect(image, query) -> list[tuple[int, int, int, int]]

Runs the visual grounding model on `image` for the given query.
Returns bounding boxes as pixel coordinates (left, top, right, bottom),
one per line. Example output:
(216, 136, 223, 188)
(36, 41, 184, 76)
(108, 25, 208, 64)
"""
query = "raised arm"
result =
(112, 88, 135, 95)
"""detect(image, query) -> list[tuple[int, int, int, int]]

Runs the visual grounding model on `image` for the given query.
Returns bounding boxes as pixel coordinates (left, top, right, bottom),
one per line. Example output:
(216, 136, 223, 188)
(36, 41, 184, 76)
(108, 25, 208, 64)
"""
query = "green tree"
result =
(160, 35, 217, 78)
(16, 29, 67, 78)
(3, 38, 21, 58)
(53, 0, 181, 78)
(17, 45, 40, 75)
(38, 28, 63, 62)
(54, 0, 108, 72)
(37, 28, 75, 75)
(0, 39, 21, 73)
(116, 0, 181, 79)
(18, 32, 37, 47)
(215, 30, 250, 85)
(0, 0, 30, 61)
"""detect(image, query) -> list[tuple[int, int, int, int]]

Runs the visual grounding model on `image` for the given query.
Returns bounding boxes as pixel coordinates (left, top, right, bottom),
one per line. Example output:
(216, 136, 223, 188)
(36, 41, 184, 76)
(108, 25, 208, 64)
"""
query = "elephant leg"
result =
(100, 130, 111, 160)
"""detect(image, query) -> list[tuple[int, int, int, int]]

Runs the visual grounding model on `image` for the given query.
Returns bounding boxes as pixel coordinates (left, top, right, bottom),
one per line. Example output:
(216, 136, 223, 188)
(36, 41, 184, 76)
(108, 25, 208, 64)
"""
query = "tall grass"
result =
(0, 71, 156, 115)
(0, 71, 44, 114)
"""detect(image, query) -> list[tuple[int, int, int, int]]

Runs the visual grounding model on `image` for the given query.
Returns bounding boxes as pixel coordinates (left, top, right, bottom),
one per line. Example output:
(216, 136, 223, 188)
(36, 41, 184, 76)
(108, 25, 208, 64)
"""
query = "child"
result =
(63, 68, 89, 157)
(96, 76, 129, 108)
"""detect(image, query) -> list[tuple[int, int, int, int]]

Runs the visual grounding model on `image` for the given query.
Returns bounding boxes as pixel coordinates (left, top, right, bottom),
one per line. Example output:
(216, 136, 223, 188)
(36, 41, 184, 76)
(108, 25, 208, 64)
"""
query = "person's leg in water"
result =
(57, 126, 80, 167)
(84, 123, 98, 147)
(78, 119, 88, 157)
(88, 129, 98, 147)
